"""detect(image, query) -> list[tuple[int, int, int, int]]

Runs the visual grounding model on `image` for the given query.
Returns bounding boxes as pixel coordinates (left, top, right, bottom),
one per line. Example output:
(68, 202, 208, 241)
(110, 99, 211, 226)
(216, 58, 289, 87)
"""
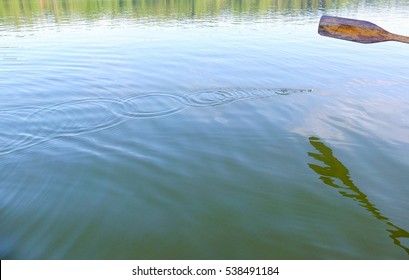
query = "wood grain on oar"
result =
(318, 15, 409, 44)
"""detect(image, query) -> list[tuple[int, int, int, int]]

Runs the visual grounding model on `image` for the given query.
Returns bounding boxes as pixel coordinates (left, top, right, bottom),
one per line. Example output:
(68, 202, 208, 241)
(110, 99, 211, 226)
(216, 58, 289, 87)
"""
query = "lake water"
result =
(1, 0, 408, 259)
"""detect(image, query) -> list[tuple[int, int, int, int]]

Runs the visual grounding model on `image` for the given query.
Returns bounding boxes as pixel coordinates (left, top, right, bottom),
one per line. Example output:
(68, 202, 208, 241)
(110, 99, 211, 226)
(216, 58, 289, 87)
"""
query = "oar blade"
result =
(318, 15, 391, 44)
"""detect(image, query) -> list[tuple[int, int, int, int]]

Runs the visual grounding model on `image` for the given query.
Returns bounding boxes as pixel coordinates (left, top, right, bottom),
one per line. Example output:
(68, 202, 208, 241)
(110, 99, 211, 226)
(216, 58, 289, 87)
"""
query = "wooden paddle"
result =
(318, 15, 409, 44)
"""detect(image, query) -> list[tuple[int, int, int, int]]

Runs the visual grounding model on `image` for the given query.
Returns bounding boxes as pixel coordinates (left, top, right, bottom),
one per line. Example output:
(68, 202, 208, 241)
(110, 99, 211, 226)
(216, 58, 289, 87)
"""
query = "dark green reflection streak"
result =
(308, 136, 409, 255)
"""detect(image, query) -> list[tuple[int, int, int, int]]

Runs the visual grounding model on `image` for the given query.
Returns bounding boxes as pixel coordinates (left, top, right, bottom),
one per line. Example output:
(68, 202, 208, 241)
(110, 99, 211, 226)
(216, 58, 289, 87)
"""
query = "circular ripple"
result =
(114, 93, 187, 118)
(0, 114, 34, 155)
(182, 90, 237, 107)
(25, 98, 123, 138)
(0, 88, 313, 156)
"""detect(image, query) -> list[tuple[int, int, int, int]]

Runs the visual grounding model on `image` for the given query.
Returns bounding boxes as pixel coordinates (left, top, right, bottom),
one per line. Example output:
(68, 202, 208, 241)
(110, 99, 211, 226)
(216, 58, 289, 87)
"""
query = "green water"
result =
(1, 0, 408, 259)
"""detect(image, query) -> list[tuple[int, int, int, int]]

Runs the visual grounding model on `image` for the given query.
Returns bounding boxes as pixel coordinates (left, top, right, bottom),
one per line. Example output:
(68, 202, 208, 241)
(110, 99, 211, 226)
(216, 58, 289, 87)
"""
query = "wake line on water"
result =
(0, 88, 311, 155)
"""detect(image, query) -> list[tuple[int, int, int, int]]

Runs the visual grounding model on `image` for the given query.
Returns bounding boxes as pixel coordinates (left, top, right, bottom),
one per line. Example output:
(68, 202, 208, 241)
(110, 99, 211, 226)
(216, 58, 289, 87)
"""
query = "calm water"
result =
(1, 0, 409, 259)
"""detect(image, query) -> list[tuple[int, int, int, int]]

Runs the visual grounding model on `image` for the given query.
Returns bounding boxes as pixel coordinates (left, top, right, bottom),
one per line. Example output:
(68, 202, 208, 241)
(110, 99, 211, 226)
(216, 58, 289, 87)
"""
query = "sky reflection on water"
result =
(1, 0, 409, 260)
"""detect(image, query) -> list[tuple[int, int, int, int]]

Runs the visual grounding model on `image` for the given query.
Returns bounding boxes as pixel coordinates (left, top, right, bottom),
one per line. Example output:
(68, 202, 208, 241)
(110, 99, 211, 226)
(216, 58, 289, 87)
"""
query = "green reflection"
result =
(307, 136, 409, 255)
(1, 0, 407, 25)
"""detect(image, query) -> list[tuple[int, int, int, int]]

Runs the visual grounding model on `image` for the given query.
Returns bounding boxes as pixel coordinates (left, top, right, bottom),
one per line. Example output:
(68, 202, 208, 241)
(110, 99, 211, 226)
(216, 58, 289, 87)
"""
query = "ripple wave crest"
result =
(0, 88, 311, 155)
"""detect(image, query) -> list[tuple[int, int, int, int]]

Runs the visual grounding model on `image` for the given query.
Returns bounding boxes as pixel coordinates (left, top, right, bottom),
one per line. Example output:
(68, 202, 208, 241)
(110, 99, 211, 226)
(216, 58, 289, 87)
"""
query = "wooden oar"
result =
(318, 15, 409, 44)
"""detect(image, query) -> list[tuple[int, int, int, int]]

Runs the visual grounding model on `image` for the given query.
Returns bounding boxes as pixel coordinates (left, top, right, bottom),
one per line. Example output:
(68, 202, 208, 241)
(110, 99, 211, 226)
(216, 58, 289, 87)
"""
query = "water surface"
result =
(1, 0, 409, 259)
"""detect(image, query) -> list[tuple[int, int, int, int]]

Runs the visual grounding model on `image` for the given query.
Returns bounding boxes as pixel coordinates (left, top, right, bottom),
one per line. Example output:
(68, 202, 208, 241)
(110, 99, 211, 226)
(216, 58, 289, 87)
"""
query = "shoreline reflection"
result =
(0, 0, 402, 25)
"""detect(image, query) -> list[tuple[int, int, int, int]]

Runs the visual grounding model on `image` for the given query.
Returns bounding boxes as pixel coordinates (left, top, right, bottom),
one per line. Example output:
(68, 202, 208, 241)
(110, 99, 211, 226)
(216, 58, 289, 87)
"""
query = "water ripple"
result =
(116, 93, 187, 118)
(0, 88, 311, 155)
(26, 98, 124, 136)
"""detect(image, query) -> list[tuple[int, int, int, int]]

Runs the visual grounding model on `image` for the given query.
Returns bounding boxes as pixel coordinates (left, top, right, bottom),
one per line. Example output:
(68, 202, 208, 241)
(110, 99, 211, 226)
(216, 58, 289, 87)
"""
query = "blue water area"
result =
(0, 0, 408, 259)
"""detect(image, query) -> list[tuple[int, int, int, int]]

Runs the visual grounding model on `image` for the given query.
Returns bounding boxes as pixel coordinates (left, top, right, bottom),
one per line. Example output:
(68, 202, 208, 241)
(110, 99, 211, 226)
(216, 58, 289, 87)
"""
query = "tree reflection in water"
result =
(0, 0, 388, 25)
(308, 136, 409, 255)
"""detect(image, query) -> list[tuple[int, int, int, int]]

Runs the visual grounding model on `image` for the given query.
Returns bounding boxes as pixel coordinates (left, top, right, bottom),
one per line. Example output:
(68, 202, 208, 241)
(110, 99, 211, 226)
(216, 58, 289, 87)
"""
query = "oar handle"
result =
(388, 33, 409, 44)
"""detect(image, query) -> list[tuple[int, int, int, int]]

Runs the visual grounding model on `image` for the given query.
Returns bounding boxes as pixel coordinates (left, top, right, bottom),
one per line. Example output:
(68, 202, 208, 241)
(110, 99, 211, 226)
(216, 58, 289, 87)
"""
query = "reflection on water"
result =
(0, 88, 309, 156)
(0, 0, 405, 25)
(308, 136, 409, 255)
(1, 0, 409, 260)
